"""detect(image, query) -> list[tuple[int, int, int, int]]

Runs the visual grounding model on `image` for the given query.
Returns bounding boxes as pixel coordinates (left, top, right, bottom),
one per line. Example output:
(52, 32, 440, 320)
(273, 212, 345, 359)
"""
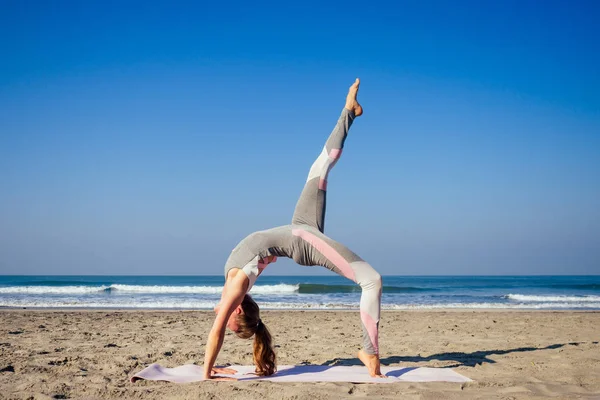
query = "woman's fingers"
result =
(212, 367, 237, 374)
(218, 367, 237, 374)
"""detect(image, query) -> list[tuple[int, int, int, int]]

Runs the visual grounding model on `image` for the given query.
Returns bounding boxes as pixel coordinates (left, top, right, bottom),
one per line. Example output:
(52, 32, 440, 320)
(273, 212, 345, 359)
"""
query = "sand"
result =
(0, 310, 599, 399)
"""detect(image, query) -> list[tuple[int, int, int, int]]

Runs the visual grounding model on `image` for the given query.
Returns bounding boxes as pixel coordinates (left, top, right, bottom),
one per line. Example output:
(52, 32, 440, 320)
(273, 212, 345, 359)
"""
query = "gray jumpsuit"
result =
(224, 108, 382, 355)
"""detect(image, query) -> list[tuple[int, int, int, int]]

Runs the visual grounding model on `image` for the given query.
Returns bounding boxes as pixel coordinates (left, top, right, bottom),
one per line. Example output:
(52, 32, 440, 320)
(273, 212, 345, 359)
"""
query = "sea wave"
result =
(0, 283, 430, 295)
(112, 283, 300, 294)
(0, 299, 218, 309)
(297, 283, 429, 294)
(0, 284, 300, 295)
(0, 285, 111, 294)
(505, 294, 600, 302)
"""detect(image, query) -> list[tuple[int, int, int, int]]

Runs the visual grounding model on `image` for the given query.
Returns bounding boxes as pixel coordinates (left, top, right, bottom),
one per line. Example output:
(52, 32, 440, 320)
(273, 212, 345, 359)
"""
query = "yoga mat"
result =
(131, 364, 472, 383)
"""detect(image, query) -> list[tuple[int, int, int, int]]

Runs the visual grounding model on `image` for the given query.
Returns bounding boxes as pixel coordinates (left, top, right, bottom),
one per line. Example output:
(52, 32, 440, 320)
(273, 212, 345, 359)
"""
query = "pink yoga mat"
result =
(131, 364, 472, 383)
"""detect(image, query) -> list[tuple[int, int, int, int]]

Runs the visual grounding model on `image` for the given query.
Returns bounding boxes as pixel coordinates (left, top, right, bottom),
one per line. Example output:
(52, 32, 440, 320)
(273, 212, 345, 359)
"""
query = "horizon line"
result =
(1, 274, 598, 277)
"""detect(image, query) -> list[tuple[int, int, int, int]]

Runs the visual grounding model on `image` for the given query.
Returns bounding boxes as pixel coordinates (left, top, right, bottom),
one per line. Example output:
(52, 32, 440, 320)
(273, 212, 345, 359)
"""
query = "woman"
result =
(204, 79, 384, 379)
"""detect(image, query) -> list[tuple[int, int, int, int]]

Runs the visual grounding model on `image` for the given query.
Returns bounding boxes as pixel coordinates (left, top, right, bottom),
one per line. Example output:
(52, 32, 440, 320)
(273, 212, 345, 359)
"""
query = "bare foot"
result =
(358, 349, 387, 378)
(345, 78, 363, 117)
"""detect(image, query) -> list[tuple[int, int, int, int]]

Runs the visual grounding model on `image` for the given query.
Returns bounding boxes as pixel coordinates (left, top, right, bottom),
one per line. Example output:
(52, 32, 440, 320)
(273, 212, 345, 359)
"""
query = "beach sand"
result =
(0, 310, 598, 399)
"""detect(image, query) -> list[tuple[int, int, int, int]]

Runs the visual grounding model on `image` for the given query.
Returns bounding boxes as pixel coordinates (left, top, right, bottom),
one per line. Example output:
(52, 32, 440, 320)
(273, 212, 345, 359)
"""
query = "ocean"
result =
(1, 275, 599, 310)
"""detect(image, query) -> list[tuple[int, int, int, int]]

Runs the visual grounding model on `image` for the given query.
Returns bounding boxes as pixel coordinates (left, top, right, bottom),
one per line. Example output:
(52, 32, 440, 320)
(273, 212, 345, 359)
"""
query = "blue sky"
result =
(0, 0, 598, 275)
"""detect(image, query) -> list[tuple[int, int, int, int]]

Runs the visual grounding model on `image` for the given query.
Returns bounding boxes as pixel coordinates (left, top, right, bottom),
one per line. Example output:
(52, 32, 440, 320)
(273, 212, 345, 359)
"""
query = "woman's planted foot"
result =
(345, 78, 363, 117)
(358, 349, 386, 378)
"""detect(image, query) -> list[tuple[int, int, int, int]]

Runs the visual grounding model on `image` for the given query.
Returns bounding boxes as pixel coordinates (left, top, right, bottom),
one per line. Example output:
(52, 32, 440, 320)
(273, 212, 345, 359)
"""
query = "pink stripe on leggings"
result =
(329, 148, 343, 159)
(360, 310, 379, 354)
(291, 229, 355, 282)
(318, 178, 328, 190)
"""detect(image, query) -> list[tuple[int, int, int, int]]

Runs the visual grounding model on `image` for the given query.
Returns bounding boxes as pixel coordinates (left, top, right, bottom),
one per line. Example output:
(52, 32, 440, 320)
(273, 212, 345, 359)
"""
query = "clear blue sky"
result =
(0, 0, 598, 275)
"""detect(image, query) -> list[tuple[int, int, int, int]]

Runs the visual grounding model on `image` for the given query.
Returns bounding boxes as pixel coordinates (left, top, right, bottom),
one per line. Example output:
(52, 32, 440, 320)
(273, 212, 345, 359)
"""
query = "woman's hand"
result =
(211, 367, 237, 375)
(204, 367, 238, 381)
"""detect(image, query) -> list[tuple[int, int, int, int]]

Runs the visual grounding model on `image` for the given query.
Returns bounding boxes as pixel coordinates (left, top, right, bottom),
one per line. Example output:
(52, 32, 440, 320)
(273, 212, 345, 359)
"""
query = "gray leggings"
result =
(291, 108, 382, 355)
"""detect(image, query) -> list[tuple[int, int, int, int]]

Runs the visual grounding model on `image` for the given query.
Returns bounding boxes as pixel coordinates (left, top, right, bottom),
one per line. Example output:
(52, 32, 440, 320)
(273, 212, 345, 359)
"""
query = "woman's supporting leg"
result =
(291, 108, 355, 233)
(352, 260, 383, 355)
(291, 227, 382, 354)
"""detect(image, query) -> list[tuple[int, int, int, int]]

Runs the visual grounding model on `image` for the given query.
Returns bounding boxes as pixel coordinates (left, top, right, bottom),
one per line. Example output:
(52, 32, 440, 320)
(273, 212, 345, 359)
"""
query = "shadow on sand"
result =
(320, 341, 598, 369)
(237, 341, 599, 379)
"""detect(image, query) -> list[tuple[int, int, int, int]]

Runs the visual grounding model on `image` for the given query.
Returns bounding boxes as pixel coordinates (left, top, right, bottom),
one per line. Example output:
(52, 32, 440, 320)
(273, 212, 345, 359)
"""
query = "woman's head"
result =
(235, 294, 276, 376)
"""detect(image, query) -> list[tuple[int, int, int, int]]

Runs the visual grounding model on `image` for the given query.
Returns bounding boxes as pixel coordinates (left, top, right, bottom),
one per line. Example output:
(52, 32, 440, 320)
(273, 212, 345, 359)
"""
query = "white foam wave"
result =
(0, 285, 110, 294)
(506, 294, 600, 302)
(251, 284, 300, 294)
(0, 299, 218, 309)
(0, 283, 299, 295)
(110, 283, 299, 294)
(384, 302, 600, 309)
(109, 284, 223, 294)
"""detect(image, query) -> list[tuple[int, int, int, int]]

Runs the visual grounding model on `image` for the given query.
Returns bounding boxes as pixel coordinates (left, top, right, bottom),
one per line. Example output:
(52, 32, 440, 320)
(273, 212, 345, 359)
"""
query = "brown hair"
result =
(235, 294, 276, 376)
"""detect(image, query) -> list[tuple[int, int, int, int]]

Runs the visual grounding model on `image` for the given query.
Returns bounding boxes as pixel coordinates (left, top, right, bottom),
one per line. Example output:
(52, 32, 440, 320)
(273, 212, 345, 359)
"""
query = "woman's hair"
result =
(235, 294, 276, 376)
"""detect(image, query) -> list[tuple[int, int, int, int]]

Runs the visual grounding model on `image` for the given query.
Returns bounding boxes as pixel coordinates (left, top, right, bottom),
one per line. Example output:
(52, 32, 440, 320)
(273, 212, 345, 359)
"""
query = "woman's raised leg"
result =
(291, 79, 363, 232)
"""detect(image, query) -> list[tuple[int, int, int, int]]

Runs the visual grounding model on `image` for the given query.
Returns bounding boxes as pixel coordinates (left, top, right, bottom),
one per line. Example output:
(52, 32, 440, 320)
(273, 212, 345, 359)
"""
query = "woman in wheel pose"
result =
(205, 78, 384, 379)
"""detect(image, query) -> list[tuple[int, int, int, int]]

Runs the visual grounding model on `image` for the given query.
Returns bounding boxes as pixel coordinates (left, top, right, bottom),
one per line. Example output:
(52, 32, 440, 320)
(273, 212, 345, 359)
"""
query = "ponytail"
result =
(236, 294, 277, 376)
(253, 319, 276, 376)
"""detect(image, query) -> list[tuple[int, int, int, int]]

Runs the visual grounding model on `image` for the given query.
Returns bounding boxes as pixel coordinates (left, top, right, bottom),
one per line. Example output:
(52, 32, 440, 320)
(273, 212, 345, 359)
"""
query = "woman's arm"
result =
(203, 273, 247, 379)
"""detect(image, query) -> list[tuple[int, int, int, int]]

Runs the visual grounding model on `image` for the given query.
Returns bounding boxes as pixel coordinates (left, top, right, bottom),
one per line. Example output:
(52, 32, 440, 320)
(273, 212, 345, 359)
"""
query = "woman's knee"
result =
(356, 263, 381, 291)
(370, 271, 382, 290)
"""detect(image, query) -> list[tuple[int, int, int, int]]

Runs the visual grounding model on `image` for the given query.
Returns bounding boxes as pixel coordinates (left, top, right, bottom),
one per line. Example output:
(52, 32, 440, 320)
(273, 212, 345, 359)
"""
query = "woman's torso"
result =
(223, 224, 332, 276)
